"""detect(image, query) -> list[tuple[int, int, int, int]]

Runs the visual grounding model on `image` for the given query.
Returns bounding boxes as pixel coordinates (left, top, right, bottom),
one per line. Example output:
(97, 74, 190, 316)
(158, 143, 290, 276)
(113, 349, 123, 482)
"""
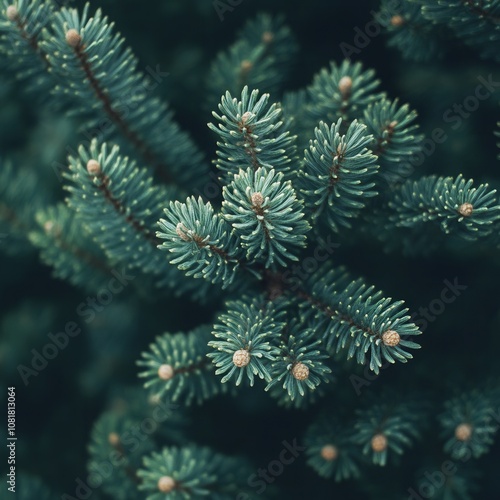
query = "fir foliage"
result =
(0, 0, 54, 93)
(2, 2, 500, 498)
(157, 197, 243, 288)
(208, 86, 297, 182)
(28, 202, 113, 291)
(377, 0, 445, 62)
(0, 161, 48, 255)
(64, 141, 175, 278)
(87, 411, 155, 500)
(353, 400, 423, 466)
(305, 60, 384, 128)
(266, 370, 333, 410)
(380, 0, 500, 63)
(418, 0, 500, 61)
(138, 326, 230, 405)
(265, 324, 332, 400)
(206, 12, 297, 107)
(304, 415, 361, 481)
(222, 166, 309, 266)
(0, 1, 209, 188)
(387, 174, 500, 241)
(300, 118, 379, 232)
(299, 265, 421, 374)
(41, 3, 208, 188)
(440, 388, 500, 460)
(208, 297, 283, 386)
(138, 446, 253, 500)
(363, 97, 423, 187)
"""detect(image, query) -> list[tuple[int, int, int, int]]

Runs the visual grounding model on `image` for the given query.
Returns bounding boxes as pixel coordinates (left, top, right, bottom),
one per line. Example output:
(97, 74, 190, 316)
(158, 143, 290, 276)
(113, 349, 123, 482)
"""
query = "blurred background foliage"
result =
(1, 0, 499, 498)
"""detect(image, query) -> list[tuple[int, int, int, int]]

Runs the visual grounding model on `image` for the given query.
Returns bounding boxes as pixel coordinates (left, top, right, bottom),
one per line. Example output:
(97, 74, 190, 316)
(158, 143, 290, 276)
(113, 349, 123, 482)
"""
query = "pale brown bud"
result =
(86, 159, 101, 176)
(292, 362, 309, 381)
(240, 60, 253, 73)
(157, 476, 176, 493)
(458, 203, 473, 217)
(389, 120, 398, 129)
(43, 220, 54, 233)
(371, 433, 388, 452)
(262, 31, 274, 44)
(240, 111, 254, 125)
(65, 29, 81, 48)
(390, 15, 405, 27)
(158, 364, 174, 381)
(233, 349, 251, 368)
(382, 330, 400, 347)
(455, 423, 473, 441)
(176, 223, 191, 242)
(6, 5, 19, 21)
(108, 432, 120, 446)
(251, 192, 264, 207)
(320, 444, 338, 461)
(338, 76, 352, 98)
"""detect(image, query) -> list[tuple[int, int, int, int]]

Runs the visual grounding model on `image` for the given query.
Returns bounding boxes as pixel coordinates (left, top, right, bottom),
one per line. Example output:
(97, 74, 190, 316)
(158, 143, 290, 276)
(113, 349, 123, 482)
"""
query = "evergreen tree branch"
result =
(138, 326, 231, 405)
(29, 203, 115, 291)
(40, 4, 208, 188)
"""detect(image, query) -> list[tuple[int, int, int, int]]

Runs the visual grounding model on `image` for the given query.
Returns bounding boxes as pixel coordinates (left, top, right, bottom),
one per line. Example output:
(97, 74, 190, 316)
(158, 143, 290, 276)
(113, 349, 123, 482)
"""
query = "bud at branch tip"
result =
(66, 28, 81, 48)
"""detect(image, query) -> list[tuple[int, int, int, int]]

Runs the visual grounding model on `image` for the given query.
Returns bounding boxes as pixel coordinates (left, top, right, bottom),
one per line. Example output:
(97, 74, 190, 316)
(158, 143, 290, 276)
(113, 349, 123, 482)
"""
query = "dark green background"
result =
(1, 0, 499, 498)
